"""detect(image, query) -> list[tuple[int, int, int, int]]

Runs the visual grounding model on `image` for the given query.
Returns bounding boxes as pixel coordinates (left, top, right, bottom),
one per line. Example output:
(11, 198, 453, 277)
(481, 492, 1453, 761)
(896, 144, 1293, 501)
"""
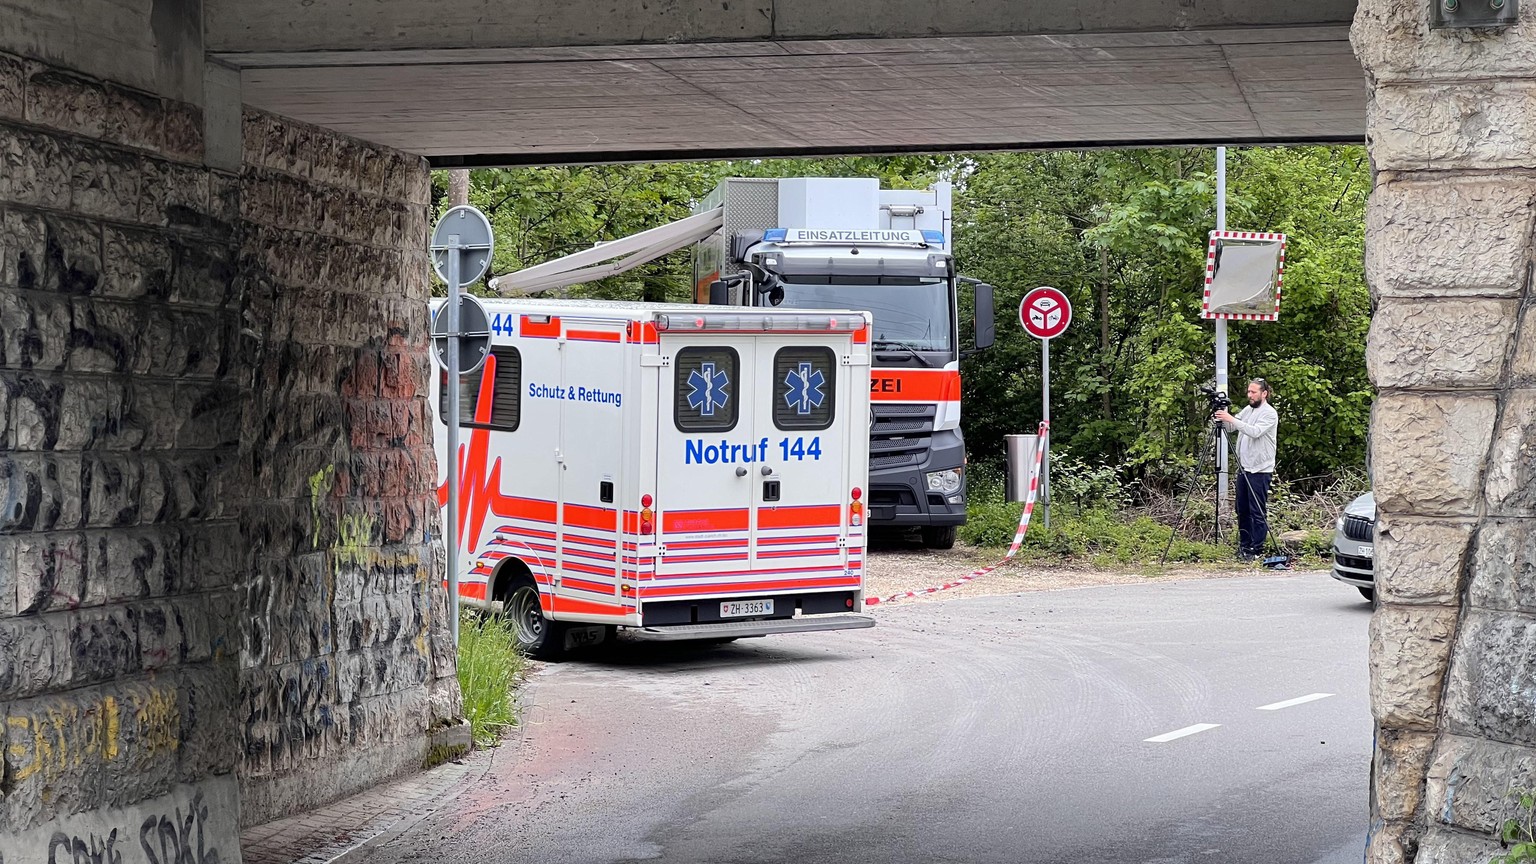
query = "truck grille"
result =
(1343, 514, 1374, 542)
(870, 404, 934, 470)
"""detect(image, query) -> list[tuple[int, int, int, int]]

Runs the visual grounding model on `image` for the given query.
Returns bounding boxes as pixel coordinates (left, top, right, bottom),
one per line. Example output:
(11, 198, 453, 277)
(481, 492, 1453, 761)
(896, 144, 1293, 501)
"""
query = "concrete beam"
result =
(206, 0, 1357, 54)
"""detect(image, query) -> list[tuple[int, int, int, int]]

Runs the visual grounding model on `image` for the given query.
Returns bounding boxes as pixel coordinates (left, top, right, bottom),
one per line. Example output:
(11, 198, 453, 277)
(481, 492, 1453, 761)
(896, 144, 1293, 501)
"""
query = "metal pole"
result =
(1042, 337, 1050, 530)
(1215, 146, 1229, 528)
(446, 234, 462, 647)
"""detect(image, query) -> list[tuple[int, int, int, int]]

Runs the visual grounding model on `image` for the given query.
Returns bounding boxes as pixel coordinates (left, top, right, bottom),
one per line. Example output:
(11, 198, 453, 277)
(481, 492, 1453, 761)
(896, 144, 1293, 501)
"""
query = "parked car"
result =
(1331, 492, 1375, 601)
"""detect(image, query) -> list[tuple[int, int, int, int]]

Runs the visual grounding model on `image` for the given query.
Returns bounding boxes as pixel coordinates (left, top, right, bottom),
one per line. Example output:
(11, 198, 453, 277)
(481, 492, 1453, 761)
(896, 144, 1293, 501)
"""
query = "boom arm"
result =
(487, 206, 724, 295)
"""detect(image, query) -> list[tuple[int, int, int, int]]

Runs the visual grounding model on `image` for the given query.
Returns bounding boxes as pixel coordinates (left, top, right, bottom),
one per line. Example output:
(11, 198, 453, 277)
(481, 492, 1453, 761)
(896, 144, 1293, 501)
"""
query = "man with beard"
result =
(1214, 378, 1278, 562)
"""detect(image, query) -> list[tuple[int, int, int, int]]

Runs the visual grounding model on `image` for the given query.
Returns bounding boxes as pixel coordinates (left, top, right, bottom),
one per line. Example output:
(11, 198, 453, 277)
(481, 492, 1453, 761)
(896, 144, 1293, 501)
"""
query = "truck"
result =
(432, 298, 876, 658)
(491, 177, 996, 549)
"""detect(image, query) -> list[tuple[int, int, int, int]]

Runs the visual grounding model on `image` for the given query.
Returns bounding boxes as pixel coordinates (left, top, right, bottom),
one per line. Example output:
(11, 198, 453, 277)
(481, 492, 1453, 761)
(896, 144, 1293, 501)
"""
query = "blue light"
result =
(763, 228, 788, 243)
(922, 230, 945, 245)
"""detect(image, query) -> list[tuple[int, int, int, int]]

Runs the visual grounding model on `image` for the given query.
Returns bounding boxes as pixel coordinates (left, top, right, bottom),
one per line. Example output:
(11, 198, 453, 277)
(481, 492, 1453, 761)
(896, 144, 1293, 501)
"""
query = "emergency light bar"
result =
(655, 313, 867, 333)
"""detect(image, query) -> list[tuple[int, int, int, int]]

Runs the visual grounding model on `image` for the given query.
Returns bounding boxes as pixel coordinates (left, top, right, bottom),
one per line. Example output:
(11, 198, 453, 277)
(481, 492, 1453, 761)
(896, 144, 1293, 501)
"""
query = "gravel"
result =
(861, 538, 1321, 606)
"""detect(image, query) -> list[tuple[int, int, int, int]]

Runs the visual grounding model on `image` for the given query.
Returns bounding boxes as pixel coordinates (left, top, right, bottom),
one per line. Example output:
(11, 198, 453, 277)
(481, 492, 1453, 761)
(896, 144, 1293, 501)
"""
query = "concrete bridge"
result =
(2, 2, 1533, 862)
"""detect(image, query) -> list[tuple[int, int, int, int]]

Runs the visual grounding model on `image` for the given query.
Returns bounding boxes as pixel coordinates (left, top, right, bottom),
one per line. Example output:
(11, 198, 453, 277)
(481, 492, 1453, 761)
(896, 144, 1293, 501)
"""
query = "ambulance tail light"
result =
(640, 494, 654, 536)
(849, 487, 863, 527)
(655, 314, 867, 333)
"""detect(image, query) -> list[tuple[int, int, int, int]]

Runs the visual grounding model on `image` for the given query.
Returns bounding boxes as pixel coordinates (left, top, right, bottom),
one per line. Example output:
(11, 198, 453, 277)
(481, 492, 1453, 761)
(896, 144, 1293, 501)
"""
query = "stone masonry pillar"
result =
(1356, 2, 1536, 861)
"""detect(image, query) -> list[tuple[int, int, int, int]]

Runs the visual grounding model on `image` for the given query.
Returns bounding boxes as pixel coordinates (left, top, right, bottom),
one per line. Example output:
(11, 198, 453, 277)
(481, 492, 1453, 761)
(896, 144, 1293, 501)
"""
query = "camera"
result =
(1198, 383, 1231, 414)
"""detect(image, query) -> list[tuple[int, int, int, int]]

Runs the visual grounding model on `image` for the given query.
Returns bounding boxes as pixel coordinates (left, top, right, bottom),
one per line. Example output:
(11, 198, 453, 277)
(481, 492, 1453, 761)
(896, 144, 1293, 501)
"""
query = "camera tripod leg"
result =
(1159, 423, 1225, 566)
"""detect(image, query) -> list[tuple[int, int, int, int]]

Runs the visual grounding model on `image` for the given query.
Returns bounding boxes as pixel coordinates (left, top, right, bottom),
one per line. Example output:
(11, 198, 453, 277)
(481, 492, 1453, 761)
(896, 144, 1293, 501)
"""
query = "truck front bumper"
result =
(867, 428, 967, 528)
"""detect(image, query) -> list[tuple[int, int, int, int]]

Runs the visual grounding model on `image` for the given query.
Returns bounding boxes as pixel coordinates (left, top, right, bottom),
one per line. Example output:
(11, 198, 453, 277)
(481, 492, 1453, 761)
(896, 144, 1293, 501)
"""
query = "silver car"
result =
(1331, 492, 1375, 601)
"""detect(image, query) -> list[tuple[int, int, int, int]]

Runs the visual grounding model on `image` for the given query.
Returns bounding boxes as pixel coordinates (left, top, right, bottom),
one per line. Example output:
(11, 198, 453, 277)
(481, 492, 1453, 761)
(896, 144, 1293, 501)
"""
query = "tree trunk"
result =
(449, 169, 470, 206)
(1099, 247, 1113, 426)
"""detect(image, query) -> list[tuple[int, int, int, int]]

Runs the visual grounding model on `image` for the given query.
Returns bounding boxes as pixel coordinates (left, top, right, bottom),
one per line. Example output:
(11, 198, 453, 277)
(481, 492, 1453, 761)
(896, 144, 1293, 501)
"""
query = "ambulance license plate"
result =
(721, 600, 773, 618)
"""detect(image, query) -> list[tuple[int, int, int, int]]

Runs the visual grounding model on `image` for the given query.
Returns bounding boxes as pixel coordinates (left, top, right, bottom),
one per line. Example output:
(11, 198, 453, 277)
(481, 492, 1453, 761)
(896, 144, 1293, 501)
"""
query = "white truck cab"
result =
(432, 299, 875, 657)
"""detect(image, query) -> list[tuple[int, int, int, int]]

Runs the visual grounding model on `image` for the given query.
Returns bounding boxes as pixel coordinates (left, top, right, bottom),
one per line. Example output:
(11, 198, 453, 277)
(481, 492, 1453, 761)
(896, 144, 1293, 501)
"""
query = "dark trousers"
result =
(1235, 471, 1272, 555)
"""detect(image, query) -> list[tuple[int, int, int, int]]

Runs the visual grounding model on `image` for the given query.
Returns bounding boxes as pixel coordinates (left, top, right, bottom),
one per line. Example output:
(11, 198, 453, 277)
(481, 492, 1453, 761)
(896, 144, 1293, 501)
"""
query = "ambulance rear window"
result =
(773, 346, 836, 431)
(674, 346, 738, 433)
(440, 347, 521, 431)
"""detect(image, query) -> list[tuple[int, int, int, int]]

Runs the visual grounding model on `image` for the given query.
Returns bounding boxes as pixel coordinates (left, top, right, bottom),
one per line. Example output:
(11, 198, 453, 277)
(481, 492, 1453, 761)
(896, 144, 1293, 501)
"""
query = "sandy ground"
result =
(861, 537, 1326, 604)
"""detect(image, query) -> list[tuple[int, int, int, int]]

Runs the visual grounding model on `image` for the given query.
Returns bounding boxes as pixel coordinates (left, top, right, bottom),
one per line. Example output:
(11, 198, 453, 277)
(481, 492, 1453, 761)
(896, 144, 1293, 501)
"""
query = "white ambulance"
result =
(432, 299, 876, 658)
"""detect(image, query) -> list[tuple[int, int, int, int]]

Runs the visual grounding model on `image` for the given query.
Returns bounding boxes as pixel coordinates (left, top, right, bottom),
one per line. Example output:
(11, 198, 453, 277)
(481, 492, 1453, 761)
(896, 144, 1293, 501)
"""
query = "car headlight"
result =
(1336, 517, 1345, 531)
(926, 468, 963, 496)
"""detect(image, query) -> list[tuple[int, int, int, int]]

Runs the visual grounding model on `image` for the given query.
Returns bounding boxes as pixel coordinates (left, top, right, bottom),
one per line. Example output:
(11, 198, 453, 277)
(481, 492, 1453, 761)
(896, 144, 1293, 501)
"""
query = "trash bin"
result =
(1005, 434, 1040, 503)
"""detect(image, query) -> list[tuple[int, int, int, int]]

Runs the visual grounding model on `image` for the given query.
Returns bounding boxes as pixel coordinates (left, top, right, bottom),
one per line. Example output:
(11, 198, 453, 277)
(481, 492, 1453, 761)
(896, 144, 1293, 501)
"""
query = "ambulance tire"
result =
(921, 526, 957, 550)
(505, 580, 565, 660)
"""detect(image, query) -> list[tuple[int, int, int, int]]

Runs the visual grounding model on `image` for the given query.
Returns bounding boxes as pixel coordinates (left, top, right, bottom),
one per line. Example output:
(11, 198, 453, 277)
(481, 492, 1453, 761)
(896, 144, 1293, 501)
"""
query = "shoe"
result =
(1237, 552, 1256, 563)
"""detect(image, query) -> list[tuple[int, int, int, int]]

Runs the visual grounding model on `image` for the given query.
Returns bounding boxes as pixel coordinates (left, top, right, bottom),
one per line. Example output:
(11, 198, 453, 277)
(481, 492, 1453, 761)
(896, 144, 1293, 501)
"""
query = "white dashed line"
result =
(1144, 723, 1221, 743)
(1256, 693, 1334, 711)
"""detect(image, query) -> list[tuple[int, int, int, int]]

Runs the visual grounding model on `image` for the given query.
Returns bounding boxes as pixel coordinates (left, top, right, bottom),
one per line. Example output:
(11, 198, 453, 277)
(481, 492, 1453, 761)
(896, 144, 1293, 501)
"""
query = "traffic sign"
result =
(431, 205, 494, 286)
(432, 294, 491, 375)
(1020, 286, 1072, 340)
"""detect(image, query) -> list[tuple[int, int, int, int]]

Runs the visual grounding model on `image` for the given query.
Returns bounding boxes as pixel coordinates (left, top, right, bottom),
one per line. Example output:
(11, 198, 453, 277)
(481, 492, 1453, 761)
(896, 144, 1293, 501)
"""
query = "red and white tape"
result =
(865, 421, 1049, 607)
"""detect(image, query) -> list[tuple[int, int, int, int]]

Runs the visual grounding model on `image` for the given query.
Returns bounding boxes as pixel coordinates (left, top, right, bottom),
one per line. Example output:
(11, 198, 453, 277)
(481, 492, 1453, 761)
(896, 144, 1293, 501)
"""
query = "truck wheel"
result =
(506, 581, 565, 660)
(921, 526, 957, 550)
(1358, 586, 1375, 602)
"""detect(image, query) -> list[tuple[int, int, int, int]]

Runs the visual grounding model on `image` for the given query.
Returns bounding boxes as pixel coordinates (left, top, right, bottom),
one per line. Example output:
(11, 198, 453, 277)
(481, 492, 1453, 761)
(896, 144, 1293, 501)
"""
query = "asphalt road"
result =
(360, 572, 1372, 864)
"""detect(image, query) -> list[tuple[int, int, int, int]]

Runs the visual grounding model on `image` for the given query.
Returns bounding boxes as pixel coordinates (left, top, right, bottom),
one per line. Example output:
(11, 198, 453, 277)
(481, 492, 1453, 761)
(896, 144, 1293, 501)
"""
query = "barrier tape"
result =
(865, 421, 1049, 607)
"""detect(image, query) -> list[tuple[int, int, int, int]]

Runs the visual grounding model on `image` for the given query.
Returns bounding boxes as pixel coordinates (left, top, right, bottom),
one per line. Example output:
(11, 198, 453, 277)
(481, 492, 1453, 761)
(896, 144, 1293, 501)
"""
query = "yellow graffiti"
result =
(6, 685, 178, 784)
(334, 511, 375, 569)
(309, 466, 337, 547)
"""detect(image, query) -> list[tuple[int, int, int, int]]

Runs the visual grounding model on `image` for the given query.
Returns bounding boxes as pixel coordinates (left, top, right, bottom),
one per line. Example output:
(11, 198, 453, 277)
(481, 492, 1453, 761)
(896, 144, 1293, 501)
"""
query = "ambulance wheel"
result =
(506, 581, 564, 660)
(921, 526, 957, 550)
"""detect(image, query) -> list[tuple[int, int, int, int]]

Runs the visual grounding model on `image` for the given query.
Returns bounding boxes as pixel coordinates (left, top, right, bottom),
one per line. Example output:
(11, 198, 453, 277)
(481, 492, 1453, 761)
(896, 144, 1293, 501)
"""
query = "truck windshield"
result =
(774, 277, 953, 352)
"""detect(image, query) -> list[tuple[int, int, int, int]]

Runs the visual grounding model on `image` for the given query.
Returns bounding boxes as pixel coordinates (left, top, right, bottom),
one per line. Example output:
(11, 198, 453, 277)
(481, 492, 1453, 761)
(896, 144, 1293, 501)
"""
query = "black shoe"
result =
(1238, 551, 1258, 563)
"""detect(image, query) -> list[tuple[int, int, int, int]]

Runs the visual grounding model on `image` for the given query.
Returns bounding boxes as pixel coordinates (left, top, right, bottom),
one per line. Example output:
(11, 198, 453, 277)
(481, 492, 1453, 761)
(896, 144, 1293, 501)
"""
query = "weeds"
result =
(1494, 791, 1536, 864)
(959, 466, 1360, 564)
(457, 612, 526, 748)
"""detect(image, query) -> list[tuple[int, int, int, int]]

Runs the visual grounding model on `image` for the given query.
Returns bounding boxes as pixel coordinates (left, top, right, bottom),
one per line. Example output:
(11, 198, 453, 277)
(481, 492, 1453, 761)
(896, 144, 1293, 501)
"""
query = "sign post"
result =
(430, 205, 494, 647)
(1019, 286, 1072, 529)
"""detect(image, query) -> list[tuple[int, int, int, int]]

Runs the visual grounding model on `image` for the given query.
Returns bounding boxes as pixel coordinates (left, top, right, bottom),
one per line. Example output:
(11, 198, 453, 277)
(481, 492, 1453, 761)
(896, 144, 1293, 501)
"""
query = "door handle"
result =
(761, 465, 773, 476)
(736, 467, 748, 477)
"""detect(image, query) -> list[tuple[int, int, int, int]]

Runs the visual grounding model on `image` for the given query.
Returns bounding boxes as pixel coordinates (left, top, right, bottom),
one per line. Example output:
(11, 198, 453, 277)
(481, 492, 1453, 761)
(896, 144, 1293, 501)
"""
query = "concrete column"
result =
(1356, 2, 1536, 860)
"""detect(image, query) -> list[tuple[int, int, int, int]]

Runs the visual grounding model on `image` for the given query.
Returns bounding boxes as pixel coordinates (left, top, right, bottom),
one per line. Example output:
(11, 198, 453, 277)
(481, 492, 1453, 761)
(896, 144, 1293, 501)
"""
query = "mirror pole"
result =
(1215, 146, 1230, 520)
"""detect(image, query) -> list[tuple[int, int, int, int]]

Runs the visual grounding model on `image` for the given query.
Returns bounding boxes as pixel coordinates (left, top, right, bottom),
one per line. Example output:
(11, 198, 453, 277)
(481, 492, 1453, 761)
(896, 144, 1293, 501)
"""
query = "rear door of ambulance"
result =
(649, 323, 865, 618)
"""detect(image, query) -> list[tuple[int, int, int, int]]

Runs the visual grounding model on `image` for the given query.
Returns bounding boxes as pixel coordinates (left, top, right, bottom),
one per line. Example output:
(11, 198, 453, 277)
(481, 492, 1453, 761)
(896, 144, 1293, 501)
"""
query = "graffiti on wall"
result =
(7, 777, 240, 864)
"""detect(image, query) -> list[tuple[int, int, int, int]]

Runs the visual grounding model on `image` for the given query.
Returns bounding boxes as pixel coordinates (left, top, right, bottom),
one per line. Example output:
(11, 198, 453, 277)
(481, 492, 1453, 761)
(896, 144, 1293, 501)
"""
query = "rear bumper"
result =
(627, 614, 875, 641)
(868, 428, 966, 528)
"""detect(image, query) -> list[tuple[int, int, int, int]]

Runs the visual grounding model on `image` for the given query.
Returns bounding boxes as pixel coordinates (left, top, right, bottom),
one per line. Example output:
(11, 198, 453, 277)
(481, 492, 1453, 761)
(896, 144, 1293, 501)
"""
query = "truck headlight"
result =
(926, 468, 963, 496)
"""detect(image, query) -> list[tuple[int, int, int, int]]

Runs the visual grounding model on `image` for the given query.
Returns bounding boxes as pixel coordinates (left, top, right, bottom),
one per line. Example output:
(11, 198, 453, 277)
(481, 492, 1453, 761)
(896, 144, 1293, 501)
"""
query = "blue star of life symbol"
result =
(687, 361, 731, 416)
(784, 361, 826, 415)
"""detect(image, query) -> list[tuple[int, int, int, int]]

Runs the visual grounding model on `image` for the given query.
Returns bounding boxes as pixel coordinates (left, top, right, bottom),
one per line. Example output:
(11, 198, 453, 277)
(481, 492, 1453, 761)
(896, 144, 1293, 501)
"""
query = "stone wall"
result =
(234, 108, 458, 826)
(1356, 2, 1536, 861)
(0, 50, 458, 856)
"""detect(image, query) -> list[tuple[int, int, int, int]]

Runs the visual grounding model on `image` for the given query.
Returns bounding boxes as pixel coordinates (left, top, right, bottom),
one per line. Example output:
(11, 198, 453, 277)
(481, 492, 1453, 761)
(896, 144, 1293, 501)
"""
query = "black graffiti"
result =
(47, 829, 122, 864)
(138, 792, 221, 864)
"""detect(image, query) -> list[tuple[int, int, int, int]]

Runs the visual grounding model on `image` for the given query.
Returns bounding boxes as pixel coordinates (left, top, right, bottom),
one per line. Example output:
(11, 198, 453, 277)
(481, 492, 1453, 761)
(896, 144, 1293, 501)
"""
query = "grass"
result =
(958, 465, 1352, 566)
(457, 612, 527, 748)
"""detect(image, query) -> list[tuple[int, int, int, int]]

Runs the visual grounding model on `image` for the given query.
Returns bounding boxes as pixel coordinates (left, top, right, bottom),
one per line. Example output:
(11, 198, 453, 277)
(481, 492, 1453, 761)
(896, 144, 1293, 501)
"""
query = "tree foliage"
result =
(435, 145, 1371, 484)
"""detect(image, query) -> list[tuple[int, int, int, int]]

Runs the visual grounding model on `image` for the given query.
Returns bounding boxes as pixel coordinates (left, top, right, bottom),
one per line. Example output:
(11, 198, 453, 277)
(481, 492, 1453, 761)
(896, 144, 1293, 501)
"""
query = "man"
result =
(1214, 378, 1278, 561)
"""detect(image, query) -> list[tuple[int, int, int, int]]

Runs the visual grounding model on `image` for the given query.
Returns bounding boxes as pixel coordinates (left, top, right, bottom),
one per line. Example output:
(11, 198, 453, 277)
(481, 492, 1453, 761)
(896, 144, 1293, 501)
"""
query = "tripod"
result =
(1159, 419, 1225, 565)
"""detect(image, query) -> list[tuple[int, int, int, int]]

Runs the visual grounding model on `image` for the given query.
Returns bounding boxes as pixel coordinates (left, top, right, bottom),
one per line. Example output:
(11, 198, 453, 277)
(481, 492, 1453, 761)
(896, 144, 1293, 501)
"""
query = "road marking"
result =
(1144, 723, 1221, 743)
(1256, 693, 1334, 711)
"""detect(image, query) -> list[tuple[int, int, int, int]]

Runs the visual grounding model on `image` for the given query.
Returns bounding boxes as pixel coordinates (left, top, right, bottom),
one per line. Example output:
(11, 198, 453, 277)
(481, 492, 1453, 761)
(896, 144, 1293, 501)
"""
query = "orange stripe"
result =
(663, 508, 749, 533)
(853, 328, 868, 344)
(757, 504, 842, 530)
(869, 369, 961, 402)
(567, 328, 622, 343)
(552, 596, 630, 616)
(521, 315, 561, 338)
(564, 560, 617, 578)
(565, 503, 617, 532)
(455, 582, 488, 600)
(504, 496, 559, 523)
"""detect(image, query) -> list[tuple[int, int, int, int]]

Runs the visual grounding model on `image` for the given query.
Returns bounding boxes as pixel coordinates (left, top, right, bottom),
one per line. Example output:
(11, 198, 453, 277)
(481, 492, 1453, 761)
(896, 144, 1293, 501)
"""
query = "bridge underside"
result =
(230, 27, 1363, 165)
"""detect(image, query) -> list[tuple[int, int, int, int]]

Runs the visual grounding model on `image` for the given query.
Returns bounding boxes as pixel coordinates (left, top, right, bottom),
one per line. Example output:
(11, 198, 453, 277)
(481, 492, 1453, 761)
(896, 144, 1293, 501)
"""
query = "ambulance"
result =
(432, 298, 876, 658)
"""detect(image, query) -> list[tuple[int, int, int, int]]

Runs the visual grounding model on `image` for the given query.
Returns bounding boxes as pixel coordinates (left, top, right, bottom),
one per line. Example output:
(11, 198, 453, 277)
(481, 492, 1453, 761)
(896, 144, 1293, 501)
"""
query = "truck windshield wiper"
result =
(873, 339, 934, 367)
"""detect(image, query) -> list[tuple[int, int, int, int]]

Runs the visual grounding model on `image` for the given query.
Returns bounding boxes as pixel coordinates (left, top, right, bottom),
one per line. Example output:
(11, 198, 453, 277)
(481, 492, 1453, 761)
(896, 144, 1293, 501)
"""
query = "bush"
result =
(457, 613, 527, 747)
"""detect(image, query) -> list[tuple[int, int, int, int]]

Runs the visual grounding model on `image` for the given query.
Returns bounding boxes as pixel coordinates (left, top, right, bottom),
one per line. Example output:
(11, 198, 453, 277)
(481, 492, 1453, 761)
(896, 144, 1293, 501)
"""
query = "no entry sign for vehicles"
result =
(1020, 286, 1072, 340)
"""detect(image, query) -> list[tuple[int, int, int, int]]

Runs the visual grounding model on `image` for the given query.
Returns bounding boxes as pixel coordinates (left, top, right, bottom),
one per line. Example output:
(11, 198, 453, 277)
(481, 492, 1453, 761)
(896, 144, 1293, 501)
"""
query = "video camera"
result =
(1198, 383, 1231, 416)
